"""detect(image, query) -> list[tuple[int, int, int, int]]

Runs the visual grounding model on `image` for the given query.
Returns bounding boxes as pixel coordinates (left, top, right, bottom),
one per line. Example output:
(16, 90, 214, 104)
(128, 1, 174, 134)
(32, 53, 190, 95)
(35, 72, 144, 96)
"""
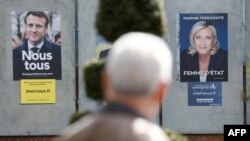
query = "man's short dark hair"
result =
(24, 11, 49, 27)
(54, 32, 61, 42)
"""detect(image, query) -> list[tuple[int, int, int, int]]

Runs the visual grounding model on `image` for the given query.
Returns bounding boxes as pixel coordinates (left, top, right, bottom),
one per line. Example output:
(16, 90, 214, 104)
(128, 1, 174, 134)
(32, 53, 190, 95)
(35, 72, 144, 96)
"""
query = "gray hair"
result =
(188, 21, 219, 55)
(106, 32, 173, 96)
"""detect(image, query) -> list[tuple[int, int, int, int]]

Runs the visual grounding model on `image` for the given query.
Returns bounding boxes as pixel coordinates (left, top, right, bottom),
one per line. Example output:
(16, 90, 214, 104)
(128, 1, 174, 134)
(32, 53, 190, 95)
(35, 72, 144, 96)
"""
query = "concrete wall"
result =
(0, 0, 249, 136)
(246, 0, 250, 125)
(78, 0, 99, 113)
(164, 0, 245, 134)
(0, 0, 75, 135)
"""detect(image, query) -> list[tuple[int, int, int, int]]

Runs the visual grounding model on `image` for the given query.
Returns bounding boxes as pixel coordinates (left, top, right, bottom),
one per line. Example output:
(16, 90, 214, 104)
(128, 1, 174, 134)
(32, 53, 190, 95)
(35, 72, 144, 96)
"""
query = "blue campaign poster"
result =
(179, 13, 228, 82)
(188, 82, 222, 106)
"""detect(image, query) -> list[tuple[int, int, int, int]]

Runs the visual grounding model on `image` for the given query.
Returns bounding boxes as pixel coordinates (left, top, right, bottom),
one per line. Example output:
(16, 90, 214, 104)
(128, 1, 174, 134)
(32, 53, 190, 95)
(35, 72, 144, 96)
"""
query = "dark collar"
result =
(20, 38, 54, 51)
(102, 102, 145, 118)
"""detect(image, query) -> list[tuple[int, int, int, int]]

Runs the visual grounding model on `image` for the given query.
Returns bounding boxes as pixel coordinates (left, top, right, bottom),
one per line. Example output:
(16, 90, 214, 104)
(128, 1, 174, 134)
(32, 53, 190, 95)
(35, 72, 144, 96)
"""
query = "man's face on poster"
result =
(25, 14, 48, 46)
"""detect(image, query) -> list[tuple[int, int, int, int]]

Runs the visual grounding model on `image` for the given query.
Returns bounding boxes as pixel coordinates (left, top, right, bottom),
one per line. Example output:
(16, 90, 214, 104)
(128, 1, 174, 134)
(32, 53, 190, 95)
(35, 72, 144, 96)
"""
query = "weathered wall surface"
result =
(164, 0, 246, 134)
(0, 0, 75, 135)
(0, 0, 249, 137)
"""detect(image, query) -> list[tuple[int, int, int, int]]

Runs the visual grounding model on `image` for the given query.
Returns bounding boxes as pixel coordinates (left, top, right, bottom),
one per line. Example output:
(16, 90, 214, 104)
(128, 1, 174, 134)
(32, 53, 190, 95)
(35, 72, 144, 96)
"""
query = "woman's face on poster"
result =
(193, 27, 214, 56)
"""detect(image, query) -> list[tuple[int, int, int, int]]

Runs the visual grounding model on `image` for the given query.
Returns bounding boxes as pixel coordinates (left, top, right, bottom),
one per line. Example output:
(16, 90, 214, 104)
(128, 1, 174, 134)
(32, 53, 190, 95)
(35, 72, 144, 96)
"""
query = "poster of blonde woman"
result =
(179, 13, 228, 82)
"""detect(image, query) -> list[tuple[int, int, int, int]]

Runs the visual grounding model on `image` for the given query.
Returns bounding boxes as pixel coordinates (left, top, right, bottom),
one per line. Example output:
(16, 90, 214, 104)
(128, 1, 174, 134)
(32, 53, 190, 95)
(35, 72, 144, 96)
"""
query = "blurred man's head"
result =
(104, 32, 173, 118)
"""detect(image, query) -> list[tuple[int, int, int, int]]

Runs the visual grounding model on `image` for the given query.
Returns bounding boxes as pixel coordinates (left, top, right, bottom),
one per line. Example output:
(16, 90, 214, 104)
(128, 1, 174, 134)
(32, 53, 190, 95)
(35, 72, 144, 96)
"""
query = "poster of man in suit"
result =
(12, 11, 61, 80)
(179, 13, 228, 82)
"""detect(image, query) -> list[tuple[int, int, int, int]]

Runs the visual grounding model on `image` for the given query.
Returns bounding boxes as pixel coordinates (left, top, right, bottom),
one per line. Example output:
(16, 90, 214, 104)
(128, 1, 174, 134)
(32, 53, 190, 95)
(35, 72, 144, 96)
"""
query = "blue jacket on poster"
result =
(13, 38, 61, 80)
(180, 48, 228, 82)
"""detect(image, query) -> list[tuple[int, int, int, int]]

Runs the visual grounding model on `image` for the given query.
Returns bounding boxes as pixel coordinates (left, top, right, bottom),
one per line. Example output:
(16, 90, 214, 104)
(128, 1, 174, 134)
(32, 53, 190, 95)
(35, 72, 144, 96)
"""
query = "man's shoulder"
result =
(130, 117, 171, 141)
(13, 46, 20, 53)
(13, 43, 26, 54)
(99, 114, 171, 141)
(56, 114, 96, 140)
(44, 39, 61, 50)
(55, 113, 170, 141)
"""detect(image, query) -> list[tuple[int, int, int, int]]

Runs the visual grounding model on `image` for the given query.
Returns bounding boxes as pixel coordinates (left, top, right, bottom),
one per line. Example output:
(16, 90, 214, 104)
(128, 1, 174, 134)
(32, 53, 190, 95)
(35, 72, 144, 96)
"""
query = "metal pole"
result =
(159, 103, 163, 126)
(242, 0, 247, 125)
(74, 0, 79, 112)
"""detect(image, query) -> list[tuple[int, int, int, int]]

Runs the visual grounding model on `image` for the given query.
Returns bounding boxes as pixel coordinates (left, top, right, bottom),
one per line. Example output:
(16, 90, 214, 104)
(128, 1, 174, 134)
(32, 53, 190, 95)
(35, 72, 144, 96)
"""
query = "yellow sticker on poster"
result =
(21, 79, 56, 104)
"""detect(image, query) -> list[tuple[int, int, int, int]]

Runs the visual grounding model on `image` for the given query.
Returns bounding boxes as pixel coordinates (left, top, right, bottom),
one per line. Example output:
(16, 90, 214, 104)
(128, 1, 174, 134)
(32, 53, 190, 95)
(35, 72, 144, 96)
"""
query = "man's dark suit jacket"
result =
(13, 38, 61, 80)
(180, 49, 228, 82)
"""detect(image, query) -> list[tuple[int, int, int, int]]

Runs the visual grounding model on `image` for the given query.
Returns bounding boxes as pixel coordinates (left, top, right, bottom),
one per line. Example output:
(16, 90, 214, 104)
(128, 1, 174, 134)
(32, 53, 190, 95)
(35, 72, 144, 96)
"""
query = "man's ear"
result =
(154, 83, 169, 104)
(101, 71, 109, 98)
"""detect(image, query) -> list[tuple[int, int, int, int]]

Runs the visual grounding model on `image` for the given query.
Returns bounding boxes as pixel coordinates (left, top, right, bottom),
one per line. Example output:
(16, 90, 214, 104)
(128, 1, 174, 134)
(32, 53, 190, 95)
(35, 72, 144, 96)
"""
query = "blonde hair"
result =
(188, 21, 219, 56)
(12, 36, 21, 49)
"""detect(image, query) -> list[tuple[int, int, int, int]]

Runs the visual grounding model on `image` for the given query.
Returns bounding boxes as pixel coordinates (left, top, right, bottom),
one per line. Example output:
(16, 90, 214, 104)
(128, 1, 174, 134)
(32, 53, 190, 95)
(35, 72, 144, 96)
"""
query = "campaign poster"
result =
(12, 11, 61, 80)
(179, 13, 228, 82)
(21, 79, 56, 104)
(188, 82, 222, 106)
